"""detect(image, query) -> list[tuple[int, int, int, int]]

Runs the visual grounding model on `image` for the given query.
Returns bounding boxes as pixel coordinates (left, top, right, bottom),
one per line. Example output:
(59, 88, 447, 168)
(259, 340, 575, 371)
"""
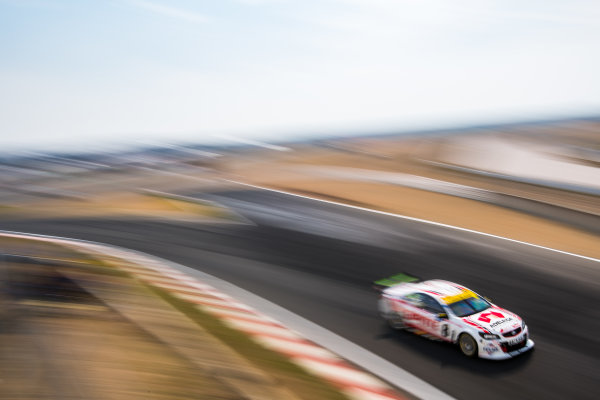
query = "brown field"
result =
(222, 131, 599, 260)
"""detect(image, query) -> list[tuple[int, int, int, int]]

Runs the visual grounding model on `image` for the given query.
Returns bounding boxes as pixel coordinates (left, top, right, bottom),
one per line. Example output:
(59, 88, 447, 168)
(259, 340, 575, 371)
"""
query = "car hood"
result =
(463, 307, 522, 335)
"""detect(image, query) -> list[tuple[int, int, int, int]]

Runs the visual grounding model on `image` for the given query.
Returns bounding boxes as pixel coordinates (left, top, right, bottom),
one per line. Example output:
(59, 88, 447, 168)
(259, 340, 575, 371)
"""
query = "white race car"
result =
(376, 274, 534, 359)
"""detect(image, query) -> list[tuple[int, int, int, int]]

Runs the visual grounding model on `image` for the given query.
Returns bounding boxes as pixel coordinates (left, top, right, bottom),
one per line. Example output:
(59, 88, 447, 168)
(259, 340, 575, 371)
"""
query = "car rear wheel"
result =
(386, 313, 406, 330)
(459, 333, 478, 357)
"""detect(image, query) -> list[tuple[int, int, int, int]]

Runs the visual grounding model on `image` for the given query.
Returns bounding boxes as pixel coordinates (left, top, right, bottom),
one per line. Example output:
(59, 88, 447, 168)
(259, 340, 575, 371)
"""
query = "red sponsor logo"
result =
(478, 311, 504, 323)
(406, 312, 439, 330)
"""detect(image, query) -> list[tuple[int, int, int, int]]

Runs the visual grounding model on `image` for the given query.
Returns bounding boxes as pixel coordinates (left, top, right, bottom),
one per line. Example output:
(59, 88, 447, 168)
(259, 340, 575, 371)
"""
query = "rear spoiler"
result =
(372, 272, 420, 292)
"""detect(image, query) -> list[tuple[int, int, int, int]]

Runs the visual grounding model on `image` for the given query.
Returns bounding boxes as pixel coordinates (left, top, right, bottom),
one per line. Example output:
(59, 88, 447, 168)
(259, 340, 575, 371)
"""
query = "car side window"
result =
(403, 293, 442, 313)
(403, 293, 423, 307)
(421, 294, 445, 314)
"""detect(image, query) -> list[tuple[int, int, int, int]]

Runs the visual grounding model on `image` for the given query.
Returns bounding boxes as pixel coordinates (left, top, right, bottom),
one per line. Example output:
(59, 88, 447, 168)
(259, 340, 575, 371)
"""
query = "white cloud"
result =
(128, 0, 209, 24)
(233, 0, 287, 5)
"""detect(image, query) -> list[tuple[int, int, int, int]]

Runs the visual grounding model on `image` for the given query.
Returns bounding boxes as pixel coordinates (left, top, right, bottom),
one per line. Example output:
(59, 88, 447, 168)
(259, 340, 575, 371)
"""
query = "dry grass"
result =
(148, 285, 350, 400)
(1, 236, 351, 400)
(0, 192, 231, 221)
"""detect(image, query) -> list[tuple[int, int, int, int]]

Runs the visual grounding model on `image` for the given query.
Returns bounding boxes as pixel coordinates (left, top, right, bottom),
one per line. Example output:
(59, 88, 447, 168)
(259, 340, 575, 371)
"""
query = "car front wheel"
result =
(459, 333, 478, 357)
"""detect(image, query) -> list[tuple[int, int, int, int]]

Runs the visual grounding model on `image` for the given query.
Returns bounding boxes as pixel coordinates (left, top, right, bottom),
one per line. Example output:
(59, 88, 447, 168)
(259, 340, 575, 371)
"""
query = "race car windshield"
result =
(448, 296, 491, 317)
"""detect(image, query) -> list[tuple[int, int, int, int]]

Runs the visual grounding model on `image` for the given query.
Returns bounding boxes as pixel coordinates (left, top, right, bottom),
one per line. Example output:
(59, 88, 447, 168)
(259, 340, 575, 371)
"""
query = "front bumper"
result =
(479, 339, 535, 360)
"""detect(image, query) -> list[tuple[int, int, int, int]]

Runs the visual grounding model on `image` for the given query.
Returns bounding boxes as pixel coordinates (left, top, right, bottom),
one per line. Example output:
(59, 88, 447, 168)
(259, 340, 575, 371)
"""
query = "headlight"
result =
(478, 332, 500, 340)
(521, 320, 526, 330)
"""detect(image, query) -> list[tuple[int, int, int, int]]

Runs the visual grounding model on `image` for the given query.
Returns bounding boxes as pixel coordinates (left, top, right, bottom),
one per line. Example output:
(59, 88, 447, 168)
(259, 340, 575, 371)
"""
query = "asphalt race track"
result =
(2, 187, 599, 400)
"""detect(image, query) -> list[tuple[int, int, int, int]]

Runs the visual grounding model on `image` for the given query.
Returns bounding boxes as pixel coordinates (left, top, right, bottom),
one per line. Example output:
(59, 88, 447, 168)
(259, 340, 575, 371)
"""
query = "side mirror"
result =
(437, 313, 448, 319)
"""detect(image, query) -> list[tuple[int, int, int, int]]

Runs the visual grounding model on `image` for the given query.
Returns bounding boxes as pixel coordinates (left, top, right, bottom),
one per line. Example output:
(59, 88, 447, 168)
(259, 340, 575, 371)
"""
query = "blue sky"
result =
(1, 0, 599, 152)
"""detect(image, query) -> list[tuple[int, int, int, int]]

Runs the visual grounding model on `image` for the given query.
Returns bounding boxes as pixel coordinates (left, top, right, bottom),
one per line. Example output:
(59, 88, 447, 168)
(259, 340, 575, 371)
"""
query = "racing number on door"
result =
(441, 324, 449, 337)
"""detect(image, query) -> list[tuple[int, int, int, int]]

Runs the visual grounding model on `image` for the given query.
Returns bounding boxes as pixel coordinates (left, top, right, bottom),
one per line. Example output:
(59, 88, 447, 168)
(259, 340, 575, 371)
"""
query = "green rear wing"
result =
(372, 273, 420, 292)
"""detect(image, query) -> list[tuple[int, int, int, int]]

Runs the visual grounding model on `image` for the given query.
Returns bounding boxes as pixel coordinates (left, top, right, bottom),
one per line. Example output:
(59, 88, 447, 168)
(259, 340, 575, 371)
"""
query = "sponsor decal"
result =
(478, 311, 504, 323)
(483, 346, 499, 355)
(490, 318, 513, 328)
(406, 311, 439, 330)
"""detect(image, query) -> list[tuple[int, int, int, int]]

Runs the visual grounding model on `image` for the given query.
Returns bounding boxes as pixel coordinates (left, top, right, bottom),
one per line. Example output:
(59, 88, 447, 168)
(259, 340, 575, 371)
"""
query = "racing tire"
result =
(386, 313, 406, 330)
(458, 333, 478, 357)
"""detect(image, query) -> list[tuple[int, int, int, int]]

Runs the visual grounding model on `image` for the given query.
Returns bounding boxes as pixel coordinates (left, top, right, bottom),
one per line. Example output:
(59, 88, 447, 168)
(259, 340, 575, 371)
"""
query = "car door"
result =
(421, 295, 452, 341)
(401, 293, 439, 334)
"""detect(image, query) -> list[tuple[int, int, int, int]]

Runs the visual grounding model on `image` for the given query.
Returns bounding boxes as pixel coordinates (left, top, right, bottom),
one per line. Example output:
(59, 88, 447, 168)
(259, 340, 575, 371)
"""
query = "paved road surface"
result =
(2, 187, 598, 400)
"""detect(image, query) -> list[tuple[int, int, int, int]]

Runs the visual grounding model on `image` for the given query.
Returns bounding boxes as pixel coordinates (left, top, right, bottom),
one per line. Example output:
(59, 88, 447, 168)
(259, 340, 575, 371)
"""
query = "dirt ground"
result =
(0, 191, 232, 221)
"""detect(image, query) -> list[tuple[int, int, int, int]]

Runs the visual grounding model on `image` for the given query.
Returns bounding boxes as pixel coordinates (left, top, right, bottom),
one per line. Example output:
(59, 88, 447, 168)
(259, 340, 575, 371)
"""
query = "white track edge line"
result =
(225, 180, 599, 263)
